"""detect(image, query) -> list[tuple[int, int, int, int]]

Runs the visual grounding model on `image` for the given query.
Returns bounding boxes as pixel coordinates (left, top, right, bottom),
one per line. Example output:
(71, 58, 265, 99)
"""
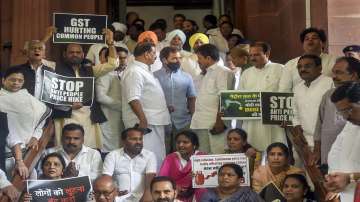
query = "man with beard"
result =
(279, 27, 337, 92)
(312, 57, 360, 165)
(103, 128, 157, 202)
(239, 42, 286, 151)
(154, 47, 196, 153)
(182, 19, 198, 52)
(121, 42, 170, 170)
(292, 55, 333, 155)
(53, 29, 119, 149)
(325, 82, 360, 201)
(38, 123, 103, 181)
(180, 33, 210, 79)
(150, 176, 181, 202)
(190, 44, 234, 154)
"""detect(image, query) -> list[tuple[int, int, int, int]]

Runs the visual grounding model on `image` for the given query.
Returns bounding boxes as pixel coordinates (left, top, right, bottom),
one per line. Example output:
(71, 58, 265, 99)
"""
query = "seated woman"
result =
(159, 130, 206, 202)
(23, 153, 66, 201)
(200, 163, 263, 202)
(252, 142, 304, 193)
(225, 128, 257, 158)
(283, 174, 317, 202)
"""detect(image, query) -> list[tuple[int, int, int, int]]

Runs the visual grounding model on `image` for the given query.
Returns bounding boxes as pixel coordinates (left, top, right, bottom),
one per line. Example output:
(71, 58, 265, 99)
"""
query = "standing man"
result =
(121, 42, 170, 168)
(103, 128, 157, 202)
(173, 14, 186, 30)
(312, 57, 360, 164)
(154, 47, 196, 153)
(53, 29, 119, 149)
(12, 40, 54, 99)
(292, 55, 333, 150)
(279, 27, 337, 92)
(326, 82, 360, 202)
(96, 47, 128, 152)
(239, 41, 286, 151)
(38, 123, 103, 181)
(190, 44, 234, 154)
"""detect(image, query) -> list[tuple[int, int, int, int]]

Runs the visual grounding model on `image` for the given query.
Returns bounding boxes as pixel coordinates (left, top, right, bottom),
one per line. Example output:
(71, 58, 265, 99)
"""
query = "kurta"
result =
(96, 70, 125, 152)
(278, 53, 337, 92)
(159, 151, 207, 202)
(313, 88, 346, 163)
(328, 122, 360, 202)
(54, 57, 119, 149)
(239, 62, 286, 151)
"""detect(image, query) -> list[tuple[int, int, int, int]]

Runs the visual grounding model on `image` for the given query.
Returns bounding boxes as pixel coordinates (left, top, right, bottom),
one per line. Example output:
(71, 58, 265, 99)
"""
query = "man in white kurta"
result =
(326, 82, 360, 202)
(239, 42, 286, 151)
(190, 44, 234, 154)
(279, 27, 336, 92)
(121, 43, 170, 169)
(292, 55, 334, 148)
(96, 48, 128, 152)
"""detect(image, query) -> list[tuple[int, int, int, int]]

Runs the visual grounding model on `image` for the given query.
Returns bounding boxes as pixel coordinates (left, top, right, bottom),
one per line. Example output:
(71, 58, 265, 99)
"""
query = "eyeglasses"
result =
(94, 188, 116, 198)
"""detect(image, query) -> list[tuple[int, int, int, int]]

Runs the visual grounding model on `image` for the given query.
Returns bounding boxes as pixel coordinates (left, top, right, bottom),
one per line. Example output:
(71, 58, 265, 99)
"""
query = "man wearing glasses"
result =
(325, 82, 360, 201)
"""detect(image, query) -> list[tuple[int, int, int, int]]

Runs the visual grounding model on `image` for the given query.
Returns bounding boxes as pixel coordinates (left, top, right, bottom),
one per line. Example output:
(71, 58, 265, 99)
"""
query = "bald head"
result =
(93, 175, 118, 202)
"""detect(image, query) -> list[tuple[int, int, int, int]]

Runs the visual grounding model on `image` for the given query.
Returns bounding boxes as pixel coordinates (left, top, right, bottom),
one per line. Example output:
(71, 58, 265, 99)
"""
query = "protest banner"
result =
(261, 92, 294, 125)
(191, 154, 250, 188)
(27, 176, 92, 202)
(220, 90, 261, 120)
(41, 70, 94, 106)
(53, 13, 107, 44)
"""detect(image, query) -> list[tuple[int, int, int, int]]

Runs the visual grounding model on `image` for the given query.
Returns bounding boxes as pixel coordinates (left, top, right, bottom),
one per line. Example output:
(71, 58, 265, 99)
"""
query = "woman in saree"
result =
(252, 142, 304, 192)
(159, 130, 206, 202)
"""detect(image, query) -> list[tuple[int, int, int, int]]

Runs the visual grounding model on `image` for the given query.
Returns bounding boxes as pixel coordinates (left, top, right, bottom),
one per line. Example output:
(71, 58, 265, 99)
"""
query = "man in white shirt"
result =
(0, 169, 19, 201)
(279, 27, 337, 92)
(121, 42, 170, 169)
(190, 44, 234, 154)
(12, 40, 55, 99)
(38, 123, 103, 181)
(103, 128, 157, 202)
(292, 54, 333, 149)
(239, 42, 286, 151)
(96, 47, 128, 152)
(325, 82, 360, 201)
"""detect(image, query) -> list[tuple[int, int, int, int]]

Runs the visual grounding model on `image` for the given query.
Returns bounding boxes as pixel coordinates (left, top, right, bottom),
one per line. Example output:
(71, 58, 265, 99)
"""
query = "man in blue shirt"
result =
(154, 47, 196, 153)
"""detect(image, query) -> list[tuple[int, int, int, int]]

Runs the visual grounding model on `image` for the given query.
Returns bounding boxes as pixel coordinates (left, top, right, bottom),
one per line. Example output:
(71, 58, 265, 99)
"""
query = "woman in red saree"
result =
(159, 130, 207, 202)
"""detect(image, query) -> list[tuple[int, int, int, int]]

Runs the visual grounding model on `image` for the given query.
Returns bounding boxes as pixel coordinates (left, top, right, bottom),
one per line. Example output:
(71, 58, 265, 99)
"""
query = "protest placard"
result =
(261, 92, 294, 125)
(27, 176, 92, 202)
(191, 154, 250, 188)
(220, 91, 261, 120)
(41, 70, 94, 106)
(53, 13, 107, 44)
